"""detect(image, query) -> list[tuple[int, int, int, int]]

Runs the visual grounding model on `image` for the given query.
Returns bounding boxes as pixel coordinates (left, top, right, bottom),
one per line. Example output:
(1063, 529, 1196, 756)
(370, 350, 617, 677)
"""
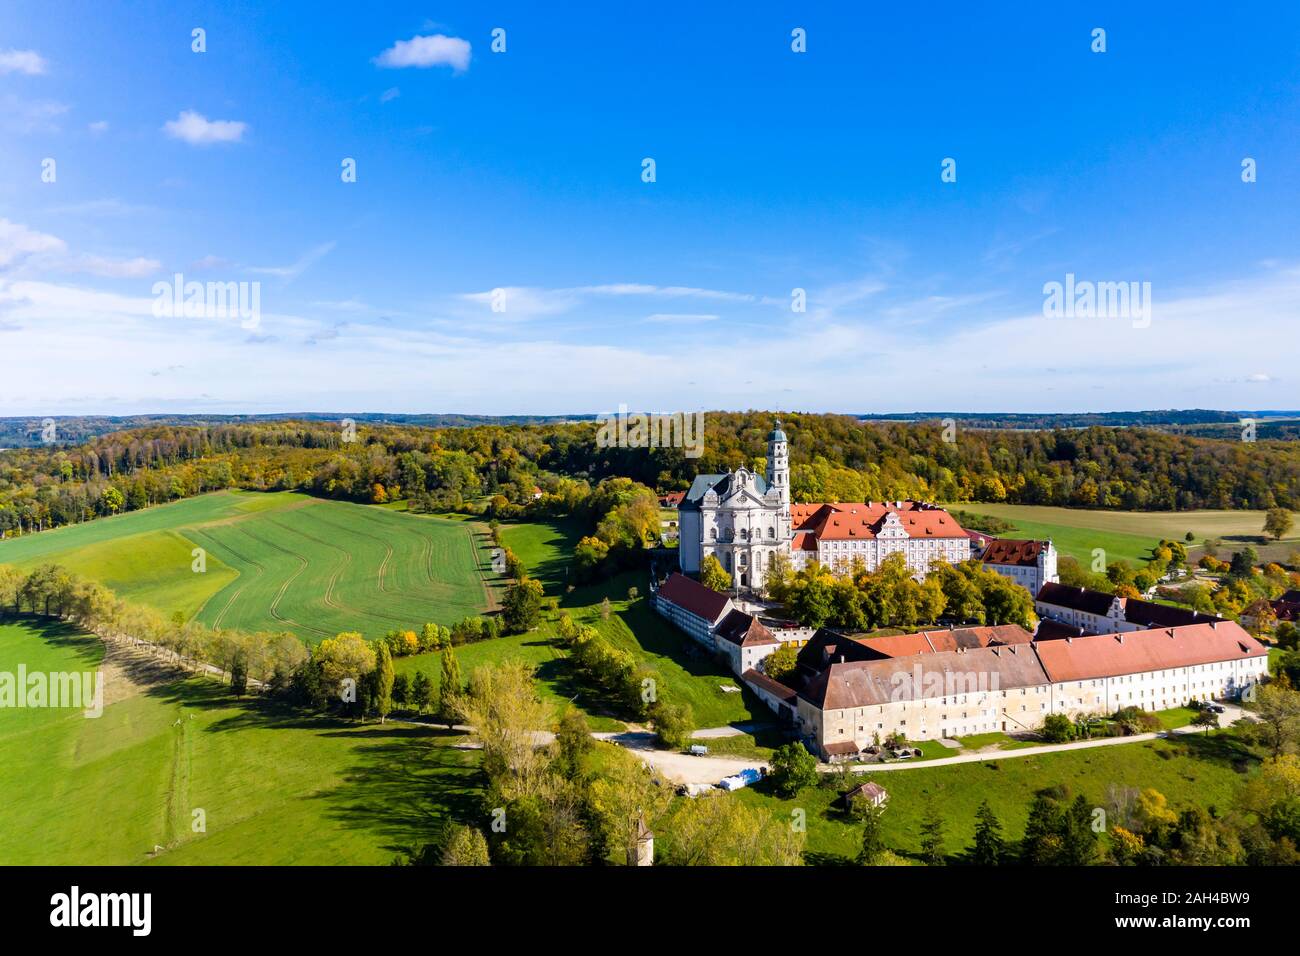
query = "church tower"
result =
(766, 419, 790, 508)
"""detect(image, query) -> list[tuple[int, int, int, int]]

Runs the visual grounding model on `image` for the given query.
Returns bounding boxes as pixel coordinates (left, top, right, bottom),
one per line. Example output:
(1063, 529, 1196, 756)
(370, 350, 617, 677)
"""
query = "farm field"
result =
(727, 731, 1260, 864)
(0, 618, 481, 865)
(0, 491, 497, 642)
(950, 503, 1299, 566)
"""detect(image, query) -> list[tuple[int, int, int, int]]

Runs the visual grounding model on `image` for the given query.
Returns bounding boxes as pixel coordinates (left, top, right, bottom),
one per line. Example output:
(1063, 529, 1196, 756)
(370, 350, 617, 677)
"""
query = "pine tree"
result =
(971, 799, 1004, 865)
(918, 806, 946, 865)
(856, 803, 886, 865)
(411, 671, 432, 712)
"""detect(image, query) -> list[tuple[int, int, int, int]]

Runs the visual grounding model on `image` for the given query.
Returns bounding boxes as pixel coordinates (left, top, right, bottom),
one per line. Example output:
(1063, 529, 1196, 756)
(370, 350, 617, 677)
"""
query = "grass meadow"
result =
(0, 617, 481, 865)
(732, 731, 1261, 864)
(950, 502, 1299, 566)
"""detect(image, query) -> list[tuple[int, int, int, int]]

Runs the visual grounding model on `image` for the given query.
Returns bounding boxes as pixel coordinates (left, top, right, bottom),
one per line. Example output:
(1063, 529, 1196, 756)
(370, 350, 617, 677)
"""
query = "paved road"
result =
(839, 704, 1249, 775)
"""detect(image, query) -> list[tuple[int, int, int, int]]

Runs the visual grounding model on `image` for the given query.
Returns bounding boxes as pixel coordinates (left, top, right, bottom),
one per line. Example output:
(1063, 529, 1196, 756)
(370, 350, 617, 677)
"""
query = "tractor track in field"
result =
(220, 524, 330, 636)
(188, 528, 267, 631)
(266, 511, 432, 628)
(308, 511, 398, 594)
(262, 516, 352, 614)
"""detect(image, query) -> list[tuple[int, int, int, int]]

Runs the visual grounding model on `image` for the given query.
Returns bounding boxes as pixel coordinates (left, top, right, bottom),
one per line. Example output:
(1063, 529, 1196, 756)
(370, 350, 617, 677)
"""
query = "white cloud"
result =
(1, 259, 1296, 416)
(457, 282, 770, 321)
(645, 313, 719, 323)
(380, 87, 401, 103)
(163, 110, 247, 145)
(0, 49, 47, 75)
(88, 120, 109, 133)
(0, 93, 69, 132)
(375, 35, 471, 72)
(191, 254, 231, 271)
(0, 217, 162, 280)
(249, 241, 336, 280)
(68, 254, 162, 278)
(0, 218, 66, 267)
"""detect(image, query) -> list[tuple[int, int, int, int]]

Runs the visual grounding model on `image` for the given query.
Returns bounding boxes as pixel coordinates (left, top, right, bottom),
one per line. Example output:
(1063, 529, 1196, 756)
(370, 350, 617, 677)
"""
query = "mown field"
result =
(0, 491, 496, 642)
(0, 618, 481, 865)
(951, 503, 1299, 566)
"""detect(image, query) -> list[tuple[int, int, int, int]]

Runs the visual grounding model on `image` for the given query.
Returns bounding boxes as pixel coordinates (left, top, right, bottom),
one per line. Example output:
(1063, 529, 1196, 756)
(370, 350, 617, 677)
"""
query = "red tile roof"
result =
(789, 501, 967, 542)
(1033, 621, 1266, 683)
(792, 530, 818, 551)
(855, 624, 1034, 657)
(659, 491, 685, 508)
(715, 609, 779, 647)
(981, 539, 1048, 567)
(656, 573, 732, 623)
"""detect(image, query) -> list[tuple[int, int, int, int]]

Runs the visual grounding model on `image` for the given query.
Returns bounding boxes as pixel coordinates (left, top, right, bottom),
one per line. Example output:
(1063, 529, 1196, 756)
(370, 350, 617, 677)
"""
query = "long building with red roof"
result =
(678, 420, 970, 592)
(793, 619, 1268, 759)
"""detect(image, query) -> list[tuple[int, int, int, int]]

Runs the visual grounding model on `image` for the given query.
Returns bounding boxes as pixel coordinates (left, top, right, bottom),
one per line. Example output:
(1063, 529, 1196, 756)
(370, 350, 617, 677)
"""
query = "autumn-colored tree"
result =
(700, 555, 732, 593)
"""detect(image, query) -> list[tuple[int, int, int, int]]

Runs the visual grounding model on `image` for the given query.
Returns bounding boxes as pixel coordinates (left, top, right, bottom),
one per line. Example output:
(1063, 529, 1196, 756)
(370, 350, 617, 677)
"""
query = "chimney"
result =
(1116, 634, 1124, 644)
(1065, 636, 1072, 644)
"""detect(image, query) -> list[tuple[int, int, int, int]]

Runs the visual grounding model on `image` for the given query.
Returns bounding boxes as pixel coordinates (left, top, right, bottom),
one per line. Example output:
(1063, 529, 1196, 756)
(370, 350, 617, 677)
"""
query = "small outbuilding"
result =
(844, 781, 889, 809)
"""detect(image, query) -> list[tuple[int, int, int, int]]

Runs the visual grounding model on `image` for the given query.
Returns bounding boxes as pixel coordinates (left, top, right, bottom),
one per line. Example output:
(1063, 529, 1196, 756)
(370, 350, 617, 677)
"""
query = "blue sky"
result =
(1, 2, 1298, 415)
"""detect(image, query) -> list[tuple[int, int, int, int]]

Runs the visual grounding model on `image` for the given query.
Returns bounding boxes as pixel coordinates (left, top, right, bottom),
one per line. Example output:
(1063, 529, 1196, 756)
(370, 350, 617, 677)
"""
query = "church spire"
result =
(766, 418, 789, 508)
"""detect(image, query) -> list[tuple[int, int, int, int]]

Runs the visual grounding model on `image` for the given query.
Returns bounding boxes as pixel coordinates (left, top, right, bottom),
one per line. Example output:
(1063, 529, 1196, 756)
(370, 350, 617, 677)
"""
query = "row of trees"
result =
(744, 551, 1037, 631)
(556, 613, 695, 746)
(0, 560, 490, 724)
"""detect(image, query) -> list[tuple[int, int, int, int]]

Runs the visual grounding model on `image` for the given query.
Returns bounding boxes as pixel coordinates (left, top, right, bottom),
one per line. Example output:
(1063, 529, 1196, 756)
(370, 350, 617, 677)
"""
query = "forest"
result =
(2, 411, 1299, 537)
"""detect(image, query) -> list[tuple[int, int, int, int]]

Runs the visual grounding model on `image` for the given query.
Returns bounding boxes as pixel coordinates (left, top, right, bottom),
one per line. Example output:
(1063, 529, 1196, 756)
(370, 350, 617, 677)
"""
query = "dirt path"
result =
(593, 730, 769, 785)
(98, 639, 193, 706)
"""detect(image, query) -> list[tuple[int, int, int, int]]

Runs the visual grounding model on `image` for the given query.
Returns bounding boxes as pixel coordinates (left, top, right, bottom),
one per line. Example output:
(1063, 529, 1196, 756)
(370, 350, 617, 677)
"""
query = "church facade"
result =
(678, 423, 971, 590)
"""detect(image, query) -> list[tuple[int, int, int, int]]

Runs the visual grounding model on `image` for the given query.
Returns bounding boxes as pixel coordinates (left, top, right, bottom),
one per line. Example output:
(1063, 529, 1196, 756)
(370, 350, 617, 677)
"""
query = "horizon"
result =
(2, 2, 1298, 414)
(4, 406, 1300, 422)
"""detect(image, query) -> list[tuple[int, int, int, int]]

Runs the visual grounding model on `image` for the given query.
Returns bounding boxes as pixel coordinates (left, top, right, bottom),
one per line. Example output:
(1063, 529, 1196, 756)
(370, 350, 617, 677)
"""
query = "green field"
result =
(0, 492, 497, 642)
(951, 502, 1300, 566)
(0, 618, 481, 864)
(733, 732, 1260, 863)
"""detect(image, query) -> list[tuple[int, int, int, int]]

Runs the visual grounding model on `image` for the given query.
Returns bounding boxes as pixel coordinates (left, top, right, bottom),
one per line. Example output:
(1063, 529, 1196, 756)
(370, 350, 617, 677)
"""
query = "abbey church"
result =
(678, 422, 972, 590)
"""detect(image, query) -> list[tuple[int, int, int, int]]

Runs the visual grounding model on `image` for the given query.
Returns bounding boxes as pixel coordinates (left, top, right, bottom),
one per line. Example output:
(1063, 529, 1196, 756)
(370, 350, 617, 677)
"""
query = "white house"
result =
(981, 539, 1059, 596)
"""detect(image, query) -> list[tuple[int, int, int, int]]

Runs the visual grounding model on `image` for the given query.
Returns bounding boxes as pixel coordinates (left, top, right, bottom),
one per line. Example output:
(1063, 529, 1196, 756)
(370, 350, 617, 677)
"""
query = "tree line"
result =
(4, 412, 1299, 536)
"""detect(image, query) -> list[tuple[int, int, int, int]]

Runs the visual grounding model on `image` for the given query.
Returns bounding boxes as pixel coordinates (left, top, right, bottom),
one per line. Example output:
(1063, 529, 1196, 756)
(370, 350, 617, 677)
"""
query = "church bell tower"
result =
(766, 419, 790, 509)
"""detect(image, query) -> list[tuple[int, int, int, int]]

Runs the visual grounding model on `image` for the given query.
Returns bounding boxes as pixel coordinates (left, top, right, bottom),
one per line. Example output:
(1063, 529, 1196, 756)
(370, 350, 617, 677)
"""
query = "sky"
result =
(0, 1, 1298, 417)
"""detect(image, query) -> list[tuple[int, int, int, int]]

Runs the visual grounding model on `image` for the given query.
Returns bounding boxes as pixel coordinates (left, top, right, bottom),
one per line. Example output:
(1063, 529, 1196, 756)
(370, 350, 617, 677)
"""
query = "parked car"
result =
(689, 744, 709, 756)
(1203, 703, 1226, 714)
(718, 768, 763, 791)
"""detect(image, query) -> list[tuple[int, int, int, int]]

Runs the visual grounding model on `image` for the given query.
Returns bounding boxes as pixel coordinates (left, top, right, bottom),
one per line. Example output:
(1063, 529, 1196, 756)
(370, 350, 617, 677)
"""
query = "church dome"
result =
(768, 420, 787, 443)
